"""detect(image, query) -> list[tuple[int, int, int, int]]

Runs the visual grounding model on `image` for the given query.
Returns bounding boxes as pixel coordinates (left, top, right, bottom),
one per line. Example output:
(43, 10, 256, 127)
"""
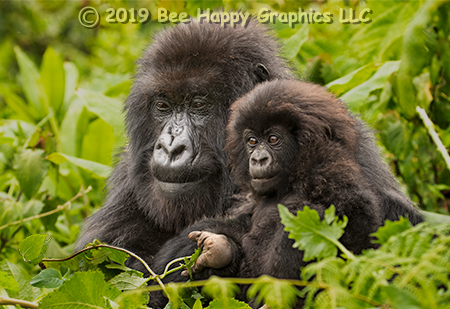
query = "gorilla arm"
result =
(151, 212, 252, 282)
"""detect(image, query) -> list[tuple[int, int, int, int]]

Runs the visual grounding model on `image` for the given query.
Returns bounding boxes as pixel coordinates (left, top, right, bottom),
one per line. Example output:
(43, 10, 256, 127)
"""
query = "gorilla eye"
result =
(248, 137, 258, 146)
(192, 100, 206, 109)
(156, 101, 169, 110)
(268, 135, 279, 144)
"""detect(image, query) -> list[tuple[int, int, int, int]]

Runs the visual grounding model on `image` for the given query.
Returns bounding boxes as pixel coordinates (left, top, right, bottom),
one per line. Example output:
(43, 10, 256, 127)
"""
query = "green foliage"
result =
(279, 205, 352, 261)
(19, 234, 50, 264)
(0, 0, 449, 308)
(247, 275, 301, 309)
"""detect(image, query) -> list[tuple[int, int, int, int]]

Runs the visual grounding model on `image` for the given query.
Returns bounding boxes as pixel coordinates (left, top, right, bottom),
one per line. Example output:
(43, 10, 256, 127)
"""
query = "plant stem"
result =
(41, 243, 169, 298)
(416, 106, 450, 171)
(0, 296, 38, 308)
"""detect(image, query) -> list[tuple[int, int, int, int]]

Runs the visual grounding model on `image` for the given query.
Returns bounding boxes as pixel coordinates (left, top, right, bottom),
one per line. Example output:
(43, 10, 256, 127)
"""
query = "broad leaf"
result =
(15, 149, 49, 198)
(0, 260, 40, 301)
(30, 268, 64, 289)
(340, 61, 400, 110)
(41, 47, 65, 117)
(14, 46, 44, 118)
(372, 217, 412, 245)
(39, 271, 121, 308)
(76, 88, 126, 148)
(282, 24, 309, 60)
(278, 205, 347, 261)
(47, 152, 112, 179)
(109, 272, 147, 290)
(19, 234, 50, 264)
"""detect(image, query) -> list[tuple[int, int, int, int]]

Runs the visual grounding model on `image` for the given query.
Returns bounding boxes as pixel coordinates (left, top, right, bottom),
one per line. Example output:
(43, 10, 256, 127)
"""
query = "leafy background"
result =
(0, 0, 449, 308)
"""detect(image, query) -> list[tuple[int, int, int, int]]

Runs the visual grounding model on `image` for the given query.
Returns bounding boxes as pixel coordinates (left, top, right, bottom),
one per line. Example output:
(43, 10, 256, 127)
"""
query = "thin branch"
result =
(0, 296, 38, 308)
(416, 106, 450, 171)
(160, 256, 190, 279)
(41, 243, 169, 297)
(0, 186, 92, 231)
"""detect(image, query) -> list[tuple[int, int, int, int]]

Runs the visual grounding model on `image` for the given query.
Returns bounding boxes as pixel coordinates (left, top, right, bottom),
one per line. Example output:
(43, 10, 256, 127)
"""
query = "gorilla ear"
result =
(255, 63, 270, 82)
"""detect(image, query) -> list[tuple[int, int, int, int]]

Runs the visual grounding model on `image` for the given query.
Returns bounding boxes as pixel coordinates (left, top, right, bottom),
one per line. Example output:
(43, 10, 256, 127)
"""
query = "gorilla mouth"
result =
(252, 176, 276, 181)
(250, 175, 280, 194)
(154, 178, 206, 198)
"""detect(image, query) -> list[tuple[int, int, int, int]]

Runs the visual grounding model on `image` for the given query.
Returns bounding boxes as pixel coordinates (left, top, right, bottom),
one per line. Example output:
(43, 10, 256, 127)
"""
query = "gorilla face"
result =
(243, 125, 298, 195)
(149, 78, 226, 199)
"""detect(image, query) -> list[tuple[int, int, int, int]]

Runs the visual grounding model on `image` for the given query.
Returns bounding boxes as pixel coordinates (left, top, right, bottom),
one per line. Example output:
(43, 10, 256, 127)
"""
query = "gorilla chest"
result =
(241, 205, 294, 276)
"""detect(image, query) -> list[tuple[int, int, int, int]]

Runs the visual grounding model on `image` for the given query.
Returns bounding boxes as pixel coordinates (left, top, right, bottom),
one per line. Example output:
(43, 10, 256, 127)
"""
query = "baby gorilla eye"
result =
(268, 135, 279, 144)
(248, 137, 258, 146)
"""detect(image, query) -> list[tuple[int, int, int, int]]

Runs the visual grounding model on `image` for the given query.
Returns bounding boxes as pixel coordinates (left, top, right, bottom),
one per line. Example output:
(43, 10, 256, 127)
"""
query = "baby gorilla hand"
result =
(181, 231, 233, 277)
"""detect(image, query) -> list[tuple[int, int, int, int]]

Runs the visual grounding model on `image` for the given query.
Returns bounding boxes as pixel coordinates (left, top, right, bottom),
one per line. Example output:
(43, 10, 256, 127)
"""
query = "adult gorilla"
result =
(75, 18, 293, 267)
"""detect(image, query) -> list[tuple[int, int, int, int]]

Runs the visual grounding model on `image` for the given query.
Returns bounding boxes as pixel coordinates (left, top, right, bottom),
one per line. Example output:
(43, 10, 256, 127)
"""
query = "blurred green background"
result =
(0, 0, 449, 279)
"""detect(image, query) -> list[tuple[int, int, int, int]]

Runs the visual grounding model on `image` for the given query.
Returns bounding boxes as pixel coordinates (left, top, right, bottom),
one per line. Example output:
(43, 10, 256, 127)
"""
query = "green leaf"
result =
(372, 217, 412, 245)
(40, 271, 121, 309)
(113, 289, 149, 309)
(282, 24, 309, 60)
(41, 47, 65, 117)
(397, 0, 447, 118)
(0, 83, 35, 122)
(47, 152, 112, 179)
(103, 248, 129, 266)
(19, 234, 50, 264)
(14, 46, 45, 118)
(104, 80, 132, 97)
(15, 149, 49, 198)
(184, 248, 202, 279)
(247, 276, 300, 309)
(0, 260, 40, 301)
(30, 268, 64, 289)
(278, 205, 348, 261)
(81, 118, 114, 165)
(202, 276, 240, 299)
(109, 272, 147, 290)
(63, 62, 79, 104)
(59, 99, 85, 156)
(382, 285, 421, 309)
(192, 298, 203, 309)
(0, 271, 19, 293)
(205, 298, 250, 309)
(340, 61, 400, 110)
(76, 88, 126, 148)
(326, 63, 378, 96)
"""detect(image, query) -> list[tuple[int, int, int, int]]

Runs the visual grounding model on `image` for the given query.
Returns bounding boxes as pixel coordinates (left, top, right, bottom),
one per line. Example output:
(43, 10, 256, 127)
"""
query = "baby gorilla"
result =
(150, 79, 423, 306)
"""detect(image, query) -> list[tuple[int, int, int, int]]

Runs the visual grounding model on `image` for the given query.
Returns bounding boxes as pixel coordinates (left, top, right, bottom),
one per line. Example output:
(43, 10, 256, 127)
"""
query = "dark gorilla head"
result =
(123, 20, 292, 231)
(226, 79, 362, 196)
(226, 79, 422, 225)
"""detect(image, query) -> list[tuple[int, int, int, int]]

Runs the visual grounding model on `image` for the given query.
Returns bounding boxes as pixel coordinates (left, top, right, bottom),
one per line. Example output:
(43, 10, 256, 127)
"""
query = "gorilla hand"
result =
(181, 231, 233, 277)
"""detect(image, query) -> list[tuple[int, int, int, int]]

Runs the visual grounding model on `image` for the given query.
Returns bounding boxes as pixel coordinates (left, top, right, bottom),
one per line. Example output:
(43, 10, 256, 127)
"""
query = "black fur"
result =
(150, 80, 423, 307)
(75, 18, 293, 269)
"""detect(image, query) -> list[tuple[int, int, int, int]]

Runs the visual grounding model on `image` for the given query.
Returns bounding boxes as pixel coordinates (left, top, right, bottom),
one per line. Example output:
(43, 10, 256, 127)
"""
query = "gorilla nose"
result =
(251, 150, 272, 167)
(153, 133, 193, 168)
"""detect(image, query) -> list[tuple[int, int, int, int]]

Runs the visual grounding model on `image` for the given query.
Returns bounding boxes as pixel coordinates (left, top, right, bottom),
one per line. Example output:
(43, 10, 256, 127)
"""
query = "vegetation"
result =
(0, 0, 449, 308)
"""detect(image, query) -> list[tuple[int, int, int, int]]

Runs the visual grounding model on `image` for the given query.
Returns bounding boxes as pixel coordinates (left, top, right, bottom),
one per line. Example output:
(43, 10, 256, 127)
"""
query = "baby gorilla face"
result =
(243, 125, 298, 195)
